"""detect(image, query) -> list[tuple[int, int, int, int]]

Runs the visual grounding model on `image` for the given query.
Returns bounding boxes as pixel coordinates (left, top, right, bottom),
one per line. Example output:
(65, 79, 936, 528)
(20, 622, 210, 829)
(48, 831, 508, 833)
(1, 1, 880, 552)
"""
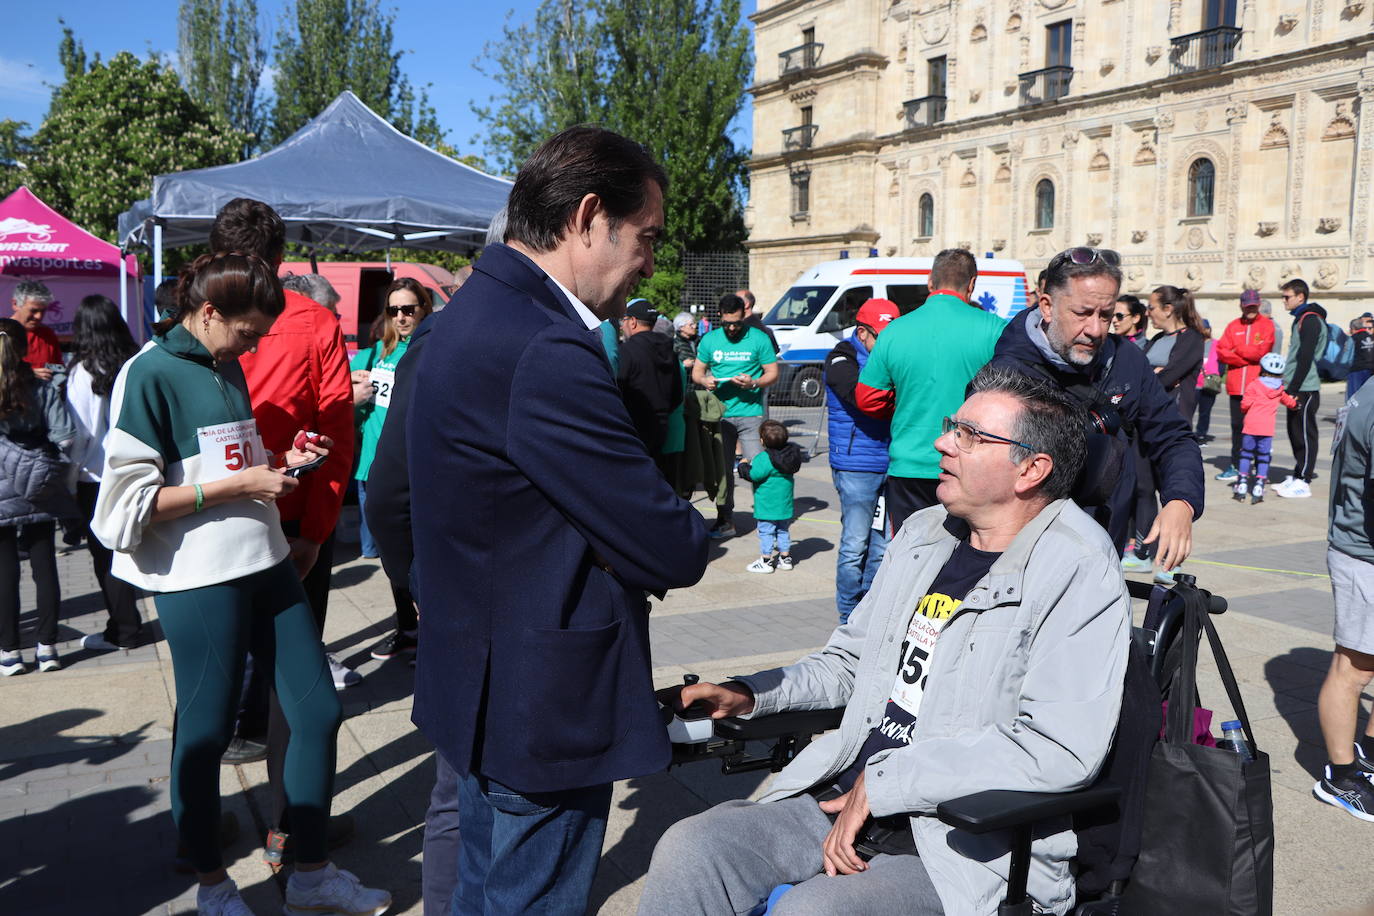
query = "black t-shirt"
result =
(1353, 329, 1374, 373)
(832, 540, 1001, 792)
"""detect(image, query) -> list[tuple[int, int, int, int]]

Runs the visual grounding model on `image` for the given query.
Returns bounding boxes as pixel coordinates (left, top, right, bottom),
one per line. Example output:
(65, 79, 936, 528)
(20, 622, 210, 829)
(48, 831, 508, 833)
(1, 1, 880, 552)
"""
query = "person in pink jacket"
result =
(1236, 351, 1298, 504)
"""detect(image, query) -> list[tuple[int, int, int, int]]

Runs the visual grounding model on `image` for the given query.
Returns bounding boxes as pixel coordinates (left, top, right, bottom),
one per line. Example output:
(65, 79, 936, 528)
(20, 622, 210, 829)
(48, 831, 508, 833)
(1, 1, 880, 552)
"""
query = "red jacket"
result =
(1215, 314, 1275, 397)
(23, 323, 62, 370)
(239, 290, 355, 544)
(1241, 377, 1297, 437)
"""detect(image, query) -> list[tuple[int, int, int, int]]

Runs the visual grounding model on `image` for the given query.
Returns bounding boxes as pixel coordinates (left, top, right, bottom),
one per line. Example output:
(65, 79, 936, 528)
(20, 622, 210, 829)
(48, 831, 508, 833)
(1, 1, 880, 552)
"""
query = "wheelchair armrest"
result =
(936, 785, 1120, 834)
(715, 707, 846, 742)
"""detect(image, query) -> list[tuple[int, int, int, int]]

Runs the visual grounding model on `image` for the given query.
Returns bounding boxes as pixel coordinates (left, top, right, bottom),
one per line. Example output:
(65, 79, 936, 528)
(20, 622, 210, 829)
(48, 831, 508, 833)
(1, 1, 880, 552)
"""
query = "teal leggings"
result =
(156, 558, 342, 872)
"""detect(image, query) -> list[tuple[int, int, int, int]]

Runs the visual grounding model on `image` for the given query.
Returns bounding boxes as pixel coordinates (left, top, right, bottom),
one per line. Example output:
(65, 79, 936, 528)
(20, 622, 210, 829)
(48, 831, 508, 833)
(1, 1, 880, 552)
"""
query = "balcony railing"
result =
(1169, 26, 1241, 75)
(782, 124, 819, 152)
(1019, 66, 1074, 106)
(903, 95, 947, 129)
(779, 42, 823, 76)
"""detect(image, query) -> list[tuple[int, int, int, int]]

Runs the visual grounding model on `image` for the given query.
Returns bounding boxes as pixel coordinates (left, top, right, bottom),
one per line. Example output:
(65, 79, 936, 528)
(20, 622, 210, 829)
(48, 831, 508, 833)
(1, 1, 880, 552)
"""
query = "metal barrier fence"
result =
(766, 360, 828, 457)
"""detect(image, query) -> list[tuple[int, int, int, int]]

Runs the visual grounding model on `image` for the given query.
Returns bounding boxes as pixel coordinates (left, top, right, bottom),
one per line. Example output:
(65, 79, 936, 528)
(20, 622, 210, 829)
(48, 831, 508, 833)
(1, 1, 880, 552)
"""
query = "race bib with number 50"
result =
(197, 419, 266, 482)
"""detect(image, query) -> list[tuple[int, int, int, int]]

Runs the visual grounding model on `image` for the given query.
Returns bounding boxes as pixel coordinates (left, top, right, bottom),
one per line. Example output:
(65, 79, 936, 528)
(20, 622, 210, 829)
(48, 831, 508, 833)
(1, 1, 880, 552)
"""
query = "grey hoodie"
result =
(734, 499, 1130, 915)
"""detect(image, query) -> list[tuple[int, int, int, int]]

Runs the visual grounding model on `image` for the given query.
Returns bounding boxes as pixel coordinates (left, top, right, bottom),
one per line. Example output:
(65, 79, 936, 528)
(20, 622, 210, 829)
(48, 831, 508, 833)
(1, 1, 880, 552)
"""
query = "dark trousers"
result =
(1348, 369, 1372, 400)
(1130, 441, 1158, 560)
(76, 481, 142, 646)
(264, 524, 337, 831)
(0, 521, 59, 650)
(1228, 394, 1245, 467)
(1286, 390, 1321, 481)
(423, 751, 462, 916)
(884, 476, 940, 539)
(1193, 388, 1217, 438)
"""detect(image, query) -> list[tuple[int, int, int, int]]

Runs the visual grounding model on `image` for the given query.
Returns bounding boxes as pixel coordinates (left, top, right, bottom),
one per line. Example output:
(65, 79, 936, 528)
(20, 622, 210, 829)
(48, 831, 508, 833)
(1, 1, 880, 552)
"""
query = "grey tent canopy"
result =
(117, 91, 512, 255)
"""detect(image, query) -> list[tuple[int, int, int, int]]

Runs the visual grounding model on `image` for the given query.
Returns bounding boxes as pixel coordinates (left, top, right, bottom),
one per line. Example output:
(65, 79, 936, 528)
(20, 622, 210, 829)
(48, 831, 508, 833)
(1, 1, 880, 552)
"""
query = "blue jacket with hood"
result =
(824, 331, 890, 473)
(986, 310, 1204, 549)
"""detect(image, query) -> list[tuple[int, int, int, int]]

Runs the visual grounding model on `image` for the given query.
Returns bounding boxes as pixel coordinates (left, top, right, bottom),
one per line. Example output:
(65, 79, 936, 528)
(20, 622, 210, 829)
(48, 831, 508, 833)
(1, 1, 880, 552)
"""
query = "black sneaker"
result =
(221, 736, 269, 765)
(1313, 765, 1374, 822)
(370, 630, 417, 660)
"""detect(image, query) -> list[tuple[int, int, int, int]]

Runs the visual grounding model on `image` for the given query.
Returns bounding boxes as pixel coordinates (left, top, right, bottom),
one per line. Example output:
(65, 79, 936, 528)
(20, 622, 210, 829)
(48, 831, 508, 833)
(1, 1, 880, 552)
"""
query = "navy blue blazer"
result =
(408, 243, 710, 793)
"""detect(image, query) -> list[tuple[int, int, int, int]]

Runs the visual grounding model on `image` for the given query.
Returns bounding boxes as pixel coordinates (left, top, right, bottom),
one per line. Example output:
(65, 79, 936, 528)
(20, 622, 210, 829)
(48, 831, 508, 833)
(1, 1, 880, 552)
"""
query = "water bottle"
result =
(1216, 720, 1255, 763)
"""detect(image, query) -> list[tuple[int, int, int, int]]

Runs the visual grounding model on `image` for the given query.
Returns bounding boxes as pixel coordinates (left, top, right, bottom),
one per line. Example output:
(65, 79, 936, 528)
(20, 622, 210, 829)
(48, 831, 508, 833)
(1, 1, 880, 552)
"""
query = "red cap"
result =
(856, 298, 899, 334)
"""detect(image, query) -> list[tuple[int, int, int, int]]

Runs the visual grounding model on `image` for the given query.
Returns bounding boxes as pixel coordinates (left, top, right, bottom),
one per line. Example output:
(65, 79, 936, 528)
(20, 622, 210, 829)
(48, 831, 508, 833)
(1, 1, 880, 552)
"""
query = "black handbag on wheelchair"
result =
(1120, 582, 1274, 915)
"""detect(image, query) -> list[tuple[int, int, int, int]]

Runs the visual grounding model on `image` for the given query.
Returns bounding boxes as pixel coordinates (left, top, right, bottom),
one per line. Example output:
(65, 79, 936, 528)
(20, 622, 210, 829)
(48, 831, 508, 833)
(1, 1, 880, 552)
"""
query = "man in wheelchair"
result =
(641, 367, 1131, 915)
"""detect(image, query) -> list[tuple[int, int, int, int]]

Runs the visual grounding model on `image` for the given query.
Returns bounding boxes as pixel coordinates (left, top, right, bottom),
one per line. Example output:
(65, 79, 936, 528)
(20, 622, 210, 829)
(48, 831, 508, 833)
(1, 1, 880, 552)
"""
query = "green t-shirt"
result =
(351, 336, 410, 481)
(747, 450, 795, 521)
(697, 326, 777, 418)
(858, 294, 1006, 479)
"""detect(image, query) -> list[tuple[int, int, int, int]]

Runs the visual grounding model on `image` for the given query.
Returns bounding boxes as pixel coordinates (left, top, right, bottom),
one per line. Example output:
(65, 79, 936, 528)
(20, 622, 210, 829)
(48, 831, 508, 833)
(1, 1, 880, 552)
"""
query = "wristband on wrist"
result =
(194, 484, 205, 513)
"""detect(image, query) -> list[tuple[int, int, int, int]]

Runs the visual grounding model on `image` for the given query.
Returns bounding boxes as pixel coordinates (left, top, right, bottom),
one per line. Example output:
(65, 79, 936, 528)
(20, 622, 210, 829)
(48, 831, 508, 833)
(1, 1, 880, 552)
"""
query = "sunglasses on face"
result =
(940, 416, 1036, 453)
(386, 304, 419, 317)
(1113, 312, 1127, 321)
(1049, 247, 1123, 271)
(721, 320, 745, 329)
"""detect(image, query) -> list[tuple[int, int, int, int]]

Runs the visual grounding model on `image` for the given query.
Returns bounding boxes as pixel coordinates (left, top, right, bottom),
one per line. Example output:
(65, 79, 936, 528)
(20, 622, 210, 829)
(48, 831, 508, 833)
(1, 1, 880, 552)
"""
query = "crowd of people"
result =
(0, 121, 1370, 915)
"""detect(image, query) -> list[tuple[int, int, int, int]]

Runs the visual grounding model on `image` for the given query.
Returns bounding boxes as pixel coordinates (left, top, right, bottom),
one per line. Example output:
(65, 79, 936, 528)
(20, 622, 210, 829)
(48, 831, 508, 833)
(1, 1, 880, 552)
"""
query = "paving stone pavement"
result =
(2, 384, 1373, 914)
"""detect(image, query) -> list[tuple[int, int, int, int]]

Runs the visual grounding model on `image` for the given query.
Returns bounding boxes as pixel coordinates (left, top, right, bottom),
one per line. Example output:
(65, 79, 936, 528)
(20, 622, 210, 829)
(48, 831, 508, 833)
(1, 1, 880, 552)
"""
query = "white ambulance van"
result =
(762, 256, 1030, 404)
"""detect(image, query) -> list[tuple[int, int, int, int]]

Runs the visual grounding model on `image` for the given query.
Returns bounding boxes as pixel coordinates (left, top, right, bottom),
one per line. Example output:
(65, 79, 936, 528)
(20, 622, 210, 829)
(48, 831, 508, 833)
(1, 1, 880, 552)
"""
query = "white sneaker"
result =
(198, 877, 255, 915)
(328, 654, 362, 690)
(1278, 479, 1312, 498)
(745, 556, 775, 574)
(284, 863, 390, 916)
(776, 555, 794, 571)
(0, 650, 24, 676)
(36, 644, 60, 672)
(81, 633, 120, 652)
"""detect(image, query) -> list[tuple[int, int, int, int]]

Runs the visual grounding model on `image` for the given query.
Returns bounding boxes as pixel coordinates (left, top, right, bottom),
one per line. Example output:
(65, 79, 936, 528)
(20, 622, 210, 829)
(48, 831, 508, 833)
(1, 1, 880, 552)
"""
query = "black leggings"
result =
(77, 482, 142, 646)
(0, 521, 59, 650)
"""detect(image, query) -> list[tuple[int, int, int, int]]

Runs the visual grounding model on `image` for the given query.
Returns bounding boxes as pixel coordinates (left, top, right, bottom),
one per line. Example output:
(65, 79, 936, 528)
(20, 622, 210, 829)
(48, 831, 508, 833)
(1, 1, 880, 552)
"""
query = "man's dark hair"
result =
(968, 365, 1087, 501)
(504, 126, 668, 253)
(929, 248, 977, 293)
(1043, 254, 1122, 299)
(738, 290, 755, 308)
(759, 419, 788, 449)
(718, 294, 746, 317)
(154, 277, 180, 316)
(209, 198, 286, 263)
(1280, 278, 1309, 301)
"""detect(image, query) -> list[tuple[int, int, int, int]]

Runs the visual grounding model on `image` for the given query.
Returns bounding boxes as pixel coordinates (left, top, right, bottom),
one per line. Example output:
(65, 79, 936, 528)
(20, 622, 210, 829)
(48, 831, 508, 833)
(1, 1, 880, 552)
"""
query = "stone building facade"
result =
(745, 0, 1374, 326)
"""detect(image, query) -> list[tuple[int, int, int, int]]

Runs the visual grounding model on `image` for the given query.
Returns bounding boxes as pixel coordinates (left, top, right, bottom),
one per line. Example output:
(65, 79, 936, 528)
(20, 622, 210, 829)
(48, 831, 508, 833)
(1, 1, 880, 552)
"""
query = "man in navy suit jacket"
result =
(408, 126, 710, 914)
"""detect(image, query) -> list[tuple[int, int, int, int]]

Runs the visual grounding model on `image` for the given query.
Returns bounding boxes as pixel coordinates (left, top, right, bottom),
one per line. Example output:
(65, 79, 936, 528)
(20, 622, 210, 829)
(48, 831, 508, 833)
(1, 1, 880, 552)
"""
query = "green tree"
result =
(474, 0, 752, 257)
(177, 0, 269, 152)
(0, 121, 34, 198)
(269, 0, 443, 147)
(25, 51, 249, 242)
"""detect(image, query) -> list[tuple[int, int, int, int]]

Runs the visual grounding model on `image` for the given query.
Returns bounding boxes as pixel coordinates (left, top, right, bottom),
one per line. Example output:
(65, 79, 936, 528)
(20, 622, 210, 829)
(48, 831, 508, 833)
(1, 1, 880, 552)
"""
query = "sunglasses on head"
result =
(1049, 247, 1122, 271)
(386, 304, 419, 317)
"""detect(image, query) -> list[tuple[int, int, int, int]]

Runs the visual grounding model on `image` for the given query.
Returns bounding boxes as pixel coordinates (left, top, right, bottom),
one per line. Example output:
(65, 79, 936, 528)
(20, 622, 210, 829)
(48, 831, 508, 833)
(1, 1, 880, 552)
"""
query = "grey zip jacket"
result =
(734, 498, 1130, 915)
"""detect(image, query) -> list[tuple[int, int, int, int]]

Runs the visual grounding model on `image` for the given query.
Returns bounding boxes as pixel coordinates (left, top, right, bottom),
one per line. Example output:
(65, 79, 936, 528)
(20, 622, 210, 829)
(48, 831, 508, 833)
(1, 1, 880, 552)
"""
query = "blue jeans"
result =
(757, 519, 791, 556)
(832, 469, 890, 625)
(453, 771, 612, 915)
(1348, 369, 1372, 400)
(356, 479, 378, 558)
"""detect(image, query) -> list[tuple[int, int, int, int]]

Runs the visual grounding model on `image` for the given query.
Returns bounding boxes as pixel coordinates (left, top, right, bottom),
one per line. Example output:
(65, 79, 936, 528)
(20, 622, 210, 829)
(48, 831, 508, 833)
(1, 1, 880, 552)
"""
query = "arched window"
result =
(1188, 158, 1215, 217)
(1035, 179, 1055, 229)
(918, 193, 935, 237)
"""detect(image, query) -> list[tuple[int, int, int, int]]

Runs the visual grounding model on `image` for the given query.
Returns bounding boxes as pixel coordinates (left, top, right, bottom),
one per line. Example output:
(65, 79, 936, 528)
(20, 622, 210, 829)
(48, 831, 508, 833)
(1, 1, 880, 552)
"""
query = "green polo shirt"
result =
(858, 293, 1006, 479)
(697, 326, 777, 418)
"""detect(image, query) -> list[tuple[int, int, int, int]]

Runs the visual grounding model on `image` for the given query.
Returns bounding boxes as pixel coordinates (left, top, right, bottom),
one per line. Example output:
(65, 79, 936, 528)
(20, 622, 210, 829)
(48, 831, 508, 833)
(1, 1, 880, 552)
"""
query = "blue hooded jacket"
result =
(824, 332, 890, 473)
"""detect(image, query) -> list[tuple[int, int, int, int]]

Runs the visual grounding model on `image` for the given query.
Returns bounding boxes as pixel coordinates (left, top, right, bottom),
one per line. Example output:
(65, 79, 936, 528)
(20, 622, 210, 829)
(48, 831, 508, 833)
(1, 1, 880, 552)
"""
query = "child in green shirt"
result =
(740, 419, 803, 574)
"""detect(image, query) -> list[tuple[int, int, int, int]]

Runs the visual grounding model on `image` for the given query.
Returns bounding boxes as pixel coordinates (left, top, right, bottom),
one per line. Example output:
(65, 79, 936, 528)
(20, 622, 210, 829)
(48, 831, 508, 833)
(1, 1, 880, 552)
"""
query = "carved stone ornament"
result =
(1194, 109, 1209, 131)
(1315, 261, 1340, 290)
(1134, 134, 1158, 165)
(1145, 46, 1162, 64)
(1035, 238, 1049, 257)
(1277, 12, 1299, 31)
(1187, 226, 1206, 250)
(918, 15, 950, 45)
(1256, 221, 1278, 237)
(1038, 0, 1070, 8)
(970, 88, 982, 103)
(1345, 0, 1368, 15)
(1260, 113, 1290, 149)
(1040, 136, 1052, 154)
(992, 238, 1007, 251)
(886, 246, 899, 257)
(1132, 229, 1149, 243)
(1005, 80, 1020, 96)
(1318, 217, 1343, 233)
(1185, 265, 1204, 291)
(921, 155, 931, 170)
(1323, 102, 1356, 141)
(971, 22, 988, 41)
(1009, 139, 1025, 157)
(995, 162, 1012, 182)
(1006, 12, 1022, 31)
(937, 152, 953, 168)
(1127, 267, 1148, 292)
(1089, 144, 1110, 171)
(1226, 103, 1248, 124)
(957, 240, 974, 251)
(1100, 58, 1116, 75)
(1279, 263, 1301, 283)
(1155, 113, 1175, 131)
(961, 167, 978, 188)
(1087, 233, 1104, 246)
(1244, 264, 1267, 290)
(1062, 130, 1081, 148)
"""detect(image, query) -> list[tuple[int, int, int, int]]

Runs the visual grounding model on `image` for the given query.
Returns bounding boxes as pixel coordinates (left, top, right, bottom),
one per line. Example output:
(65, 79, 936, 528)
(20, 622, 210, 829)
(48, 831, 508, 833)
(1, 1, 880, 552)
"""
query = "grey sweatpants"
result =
(637, 796, 944, 916)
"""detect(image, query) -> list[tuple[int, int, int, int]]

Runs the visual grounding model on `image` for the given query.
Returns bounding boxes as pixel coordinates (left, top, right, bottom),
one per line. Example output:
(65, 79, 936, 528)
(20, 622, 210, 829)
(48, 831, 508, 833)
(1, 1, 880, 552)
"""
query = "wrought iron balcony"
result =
(903, 95, 947, 129)
(1018, 66, 1074, 106)
(1169, 26, 1241, 75)
(782, 124, 819, 152)
(779, 42, 823, 76)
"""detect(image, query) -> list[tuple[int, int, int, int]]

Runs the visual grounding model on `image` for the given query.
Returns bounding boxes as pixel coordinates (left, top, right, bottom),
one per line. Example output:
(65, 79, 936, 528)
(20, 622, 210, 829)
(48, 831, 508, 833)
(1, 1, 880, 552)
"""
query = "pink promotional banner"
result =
(0, 186, 141, 339)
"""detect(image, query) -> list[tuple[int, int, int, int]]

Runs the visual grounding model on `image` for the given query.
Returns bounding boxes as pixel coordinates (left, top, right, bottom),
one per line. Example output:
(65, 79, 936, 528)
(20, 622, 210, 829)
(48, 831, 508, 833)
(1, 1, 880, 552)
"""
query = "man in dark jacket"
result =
(1348, 313, 1374, 400)
(618, 297, 683, 466)
(1276, 278, 1328, 498)
(824, 297, 897, 624)
(408, 126, 709, 914)
(737, 288, 780, 353)
(987, 247, 1203, 570)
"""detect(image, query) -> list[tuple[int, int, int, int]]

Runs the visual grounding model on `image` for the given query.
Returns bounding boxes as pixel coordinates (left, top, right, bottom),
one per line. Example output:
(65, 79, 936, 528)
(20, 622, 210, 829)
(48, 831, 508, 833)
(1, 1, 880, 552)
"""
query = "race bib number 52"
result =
(197, 419, 265, 482)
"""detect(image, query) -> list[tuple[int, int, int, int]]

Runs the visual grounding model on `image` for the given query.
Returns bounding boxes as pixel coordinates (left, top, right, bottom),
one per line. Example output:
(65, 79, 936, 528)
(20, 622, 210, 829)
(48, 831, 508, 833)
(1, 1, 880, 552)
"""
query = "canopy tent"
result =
(0, 186, 142, 341)
(116, 90, 512, 288)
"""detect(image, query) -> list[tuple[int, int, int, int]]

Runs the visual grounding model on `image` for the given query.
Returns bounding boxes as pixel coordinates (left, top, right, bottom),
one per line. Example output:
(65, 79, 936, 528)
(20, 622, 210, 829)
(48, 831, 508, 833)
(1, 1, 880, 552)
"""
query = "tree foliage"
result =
(21, 51, 248, 242)
(178, 0, 269, 152)
(474, 0, 752, 256)
(269, 0, 443, 147)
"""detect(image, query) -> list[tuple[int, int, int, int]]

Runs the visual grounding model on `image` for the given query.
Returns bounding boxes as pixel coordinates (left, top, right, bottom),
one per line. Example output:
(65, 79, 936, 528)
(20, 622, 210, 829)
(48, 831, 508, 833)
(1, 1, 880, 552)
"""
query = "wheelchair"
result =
(663, 573, 1228, 916)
